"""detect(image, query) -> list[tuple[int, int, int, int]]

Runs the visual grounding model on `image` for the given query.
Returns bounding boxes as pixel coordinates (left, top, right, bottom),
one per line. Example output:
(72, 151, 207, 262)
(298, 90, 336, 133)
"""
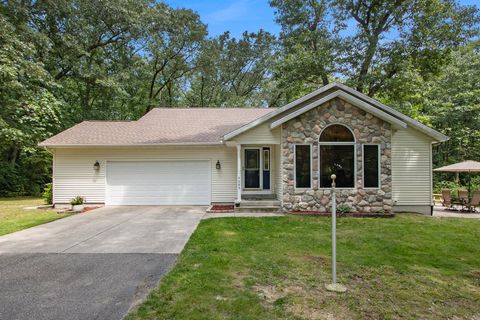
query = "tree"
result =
(270, 0, 479, 97)
(270, 0, 336, 90)
(184, 31, 277, 107)
(142, 3, 207, 112)
(0, 13, 61, 194)
(25, 0, 151, 120)
(426, 42, 480, 165)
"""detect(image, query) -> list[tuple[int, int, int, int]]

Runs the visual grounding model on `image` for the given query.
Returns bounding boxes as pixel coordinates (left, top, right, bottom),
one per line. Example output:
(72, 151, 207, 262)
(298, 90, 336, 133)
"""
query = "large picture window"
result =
(363, 145, 380, 188)
(319, 125, 355, 188)
(295, 145, 311, 188)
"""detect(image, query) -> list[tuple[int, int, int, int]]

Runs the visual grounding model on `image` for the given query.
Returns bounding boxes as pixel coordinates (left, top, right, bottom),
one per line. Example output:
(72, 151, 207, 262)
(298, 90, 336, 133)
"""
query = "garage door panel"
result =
(107, 185, 210, 190)
(106, 161, 211, 205)
(107, 183, 209, 190)
(106, 188, 211, 196)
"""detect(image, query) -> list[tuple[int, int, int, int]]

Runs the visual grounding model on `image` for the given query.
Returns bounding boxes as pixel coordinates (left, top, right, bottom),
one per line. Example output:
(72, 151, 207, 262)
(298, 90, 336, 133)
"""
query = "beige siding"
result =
(53, 146, 236, 204)
(392, 128, 433, 206)
(234, 122, 280, 144)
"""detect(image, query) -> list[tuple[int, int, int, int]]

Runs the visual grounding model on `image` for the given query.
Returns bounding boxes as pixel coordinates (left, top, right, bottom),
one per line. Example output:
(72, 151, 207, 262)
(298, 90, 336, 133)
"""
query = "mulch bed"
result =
(289, 211, 395, 218)
(206, 204, 235, 213)
(56, 206, 102, 214)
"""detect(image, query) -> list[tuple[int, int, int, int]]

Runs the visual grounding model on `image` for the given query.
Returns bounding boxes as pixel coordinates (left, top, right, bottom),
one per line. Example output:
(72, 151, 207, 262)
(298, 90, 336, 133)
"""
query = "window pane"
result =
(320, 145, 355, 188)
(319, 125, 354, 142)
(245, 149, 259, 169)
(263, 149, 270, 171)
(244, 149, 260, 188)
(295, 145, 311, 188)
(364, 145, 379, 188)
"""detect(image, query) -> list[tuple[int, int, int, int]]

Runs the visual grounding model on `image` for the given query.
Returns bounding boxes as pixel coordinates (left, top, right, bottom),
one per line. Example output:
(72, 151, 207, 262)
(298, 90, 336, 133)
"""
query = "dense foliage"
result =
(0, 0, 479, 195)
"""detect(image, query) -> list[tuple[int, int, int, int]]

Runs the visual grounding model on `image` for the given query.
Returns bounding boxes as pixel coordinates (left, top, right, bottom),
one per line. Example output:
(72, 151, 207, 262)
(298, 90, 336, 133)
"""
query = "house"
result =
(39, 83, 448, 215)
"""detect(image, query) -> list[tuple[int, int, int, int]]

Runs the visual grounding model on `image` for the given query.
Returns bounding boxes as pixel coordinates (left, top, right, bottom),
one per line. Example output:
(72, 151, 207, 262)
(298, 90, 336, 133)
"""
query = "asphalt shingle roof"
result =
(39, 108, 275, 146)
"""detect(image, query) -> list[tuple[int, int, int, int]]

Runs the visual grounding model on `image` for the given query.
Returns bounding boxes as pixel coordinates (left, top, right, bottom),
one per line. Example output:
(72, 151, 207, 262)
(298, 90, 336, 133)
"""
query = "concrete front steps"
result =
(235, 199, 282, 213)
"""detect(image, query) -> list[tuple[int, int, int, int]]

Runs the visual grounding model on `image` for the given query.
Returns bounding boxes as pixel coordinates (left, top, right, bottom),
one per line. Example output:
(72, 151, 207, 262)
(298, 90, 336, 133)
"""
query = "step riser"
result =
(235, 207, 281, 213)
(240, 201, 280, 207)
(241, 195, 277, 200)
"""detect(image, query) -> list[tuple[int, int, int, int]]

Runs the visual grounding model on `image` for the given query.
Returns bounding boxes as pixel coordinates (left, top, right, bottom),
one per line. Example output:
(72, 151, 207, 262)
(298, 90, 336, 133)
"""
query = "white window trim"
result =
(318, 123, 356, 189)
(362, 144, 381, 189)
(242, 147, 263, 190)
(294, 144, 313, 190)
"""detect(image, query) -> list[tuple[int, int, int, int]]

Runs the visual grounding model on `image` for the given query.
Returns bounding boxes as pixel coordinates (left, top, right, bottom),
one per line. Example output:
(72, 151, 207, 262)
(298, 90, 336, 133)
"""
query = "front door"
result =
(244, 149, 261, 188)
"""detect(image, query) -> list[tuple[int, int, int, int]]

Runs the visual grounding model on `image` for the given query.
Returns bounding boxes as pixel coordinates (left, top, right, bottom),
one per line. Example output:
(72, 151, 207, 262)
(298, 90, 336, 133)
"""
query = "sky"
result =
(164, 0, 280, 38)
(165, 0, 479, 38)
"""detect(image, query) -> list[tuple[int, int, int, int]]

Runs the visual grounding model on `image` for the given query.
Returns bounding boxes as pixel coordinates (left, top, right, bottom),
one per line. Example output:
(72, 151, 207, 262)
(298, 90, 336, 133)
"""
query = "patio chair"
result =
(441, 189, 453, 210)
(458, 190, 469, 203)
(467, 191, 480, 213)
(458, 189, 469, 210)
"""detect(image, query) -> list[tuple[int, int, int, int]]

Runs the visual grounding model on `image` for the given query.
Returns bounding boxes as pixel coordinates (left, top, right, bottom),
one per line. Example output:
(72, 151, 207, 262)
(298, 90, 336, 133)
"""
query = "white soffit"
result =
(269, 90, 407, 130)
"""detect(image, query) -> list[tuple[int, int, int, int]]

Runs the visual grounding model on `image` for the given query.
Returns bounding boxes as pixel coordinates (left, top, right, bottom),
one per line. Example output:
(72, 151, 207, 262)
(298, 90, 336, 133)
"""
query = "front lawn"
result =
(0, 197, 70, 236)
(128, 214, 480, 320)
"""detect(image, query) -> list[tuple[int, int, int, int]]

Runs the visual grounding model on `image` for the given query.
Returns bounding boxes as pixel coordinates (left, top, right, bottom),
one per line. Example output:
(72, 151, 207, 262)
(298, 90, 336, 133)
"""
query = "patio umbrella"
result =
(434, 160, 480, 196)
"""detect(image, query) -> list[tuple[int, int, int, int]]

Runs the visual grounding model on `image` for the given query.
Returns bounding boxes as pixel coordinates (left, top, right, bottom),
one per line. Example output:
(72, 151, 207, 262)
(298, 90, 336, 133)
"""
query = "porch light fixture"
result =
(216, 160, 221, 170)
(93, 160, 100, 171)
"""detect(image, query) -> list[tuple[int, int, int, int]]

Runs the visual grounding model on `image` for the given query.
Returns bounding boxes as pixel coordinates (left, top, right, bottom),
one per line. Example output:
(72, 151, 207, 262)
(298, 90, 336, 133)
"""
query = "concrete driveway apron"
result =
(0, 206, 205, 320)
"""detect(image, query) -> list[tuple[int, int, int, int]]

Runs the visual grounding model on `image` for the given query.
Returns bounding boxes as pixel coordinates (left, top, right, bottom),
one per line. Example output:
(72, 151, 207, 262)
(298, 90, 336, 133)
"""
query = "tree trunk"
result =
(6, 145, 19, 166)
(356, 33, 379, 94)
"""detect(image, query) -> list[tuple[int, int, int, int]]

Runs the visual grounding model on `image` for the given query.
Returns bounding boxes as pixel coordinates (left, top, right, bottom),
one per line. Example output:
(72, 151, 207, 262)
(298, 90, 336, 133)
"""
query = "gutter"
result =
(38, 142, 225, 148)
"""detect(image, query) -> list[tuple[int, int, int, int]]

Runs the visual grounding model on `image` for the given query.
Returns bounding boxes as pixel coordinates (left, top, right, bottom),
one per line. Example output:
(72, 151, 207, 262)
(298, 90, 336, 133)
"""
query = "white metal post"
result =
(332, 179, 336, 284)
(236, 144, 242, 204)
(326, 174, 346, 293)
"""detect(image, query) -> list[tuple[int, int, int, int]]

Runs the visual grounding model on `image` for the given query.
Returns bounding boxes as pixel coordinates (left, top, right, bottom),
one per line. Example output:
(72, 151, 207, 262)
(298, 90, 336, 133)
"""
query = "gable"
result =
(269, 90, 407, 130)
(223, 83, 448, 142)
(282, 97, 392, 144)
(232, 122, 281, 144)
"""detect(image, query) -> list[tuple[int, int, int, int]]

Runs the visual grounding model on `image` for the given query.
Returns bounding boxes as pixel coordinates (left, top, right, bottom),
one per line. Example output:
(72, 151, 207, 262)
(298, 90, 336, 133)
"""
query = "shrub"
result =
(337, 204, 352, 215)
(70, 196, 85, 205)
(434, 177, 480, 195)
(42, 183, 53, 205)
(0, 163, 25, 196)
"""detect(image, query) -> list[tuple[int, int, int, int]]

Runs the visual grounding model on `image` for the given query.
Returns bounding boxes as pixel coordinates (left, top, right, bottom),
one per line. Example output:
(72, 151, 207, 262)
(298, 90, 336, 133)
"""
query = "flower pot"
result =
(72, 204, 84, 211)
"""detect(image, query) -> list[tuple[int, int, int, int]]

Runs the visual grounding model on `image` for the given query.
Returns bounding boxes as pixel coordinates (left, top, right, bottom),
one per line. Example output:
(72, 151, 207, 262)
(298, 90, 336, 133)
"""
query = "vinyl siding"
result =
(392, 128, 433, 206)
(233, 122, 281, 144)
(53, 146, 236, 204)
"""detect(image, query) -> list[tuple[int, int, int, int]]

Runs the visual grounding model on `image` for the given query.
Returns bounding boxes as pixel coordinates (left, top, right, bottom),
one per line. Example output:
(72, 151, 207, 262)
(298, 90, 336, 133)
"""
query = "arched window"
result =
(319, 124, 355, 188)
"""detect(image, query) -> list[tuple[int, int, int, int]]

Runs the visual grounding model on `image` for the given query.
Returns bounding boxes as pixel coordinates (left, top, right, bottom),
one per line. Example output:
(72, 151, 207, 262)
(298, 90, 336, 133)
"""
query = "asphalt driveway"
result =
(0, 206, 205, 320)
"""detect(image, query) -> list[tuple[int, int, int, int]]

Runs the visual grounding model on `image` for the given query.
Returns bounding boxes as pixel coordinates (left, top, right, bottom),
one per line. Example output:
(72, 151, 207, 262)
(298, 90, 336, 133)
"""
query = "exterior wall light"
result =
(216, 160, 221, 170)
(93, 160, 100, 171)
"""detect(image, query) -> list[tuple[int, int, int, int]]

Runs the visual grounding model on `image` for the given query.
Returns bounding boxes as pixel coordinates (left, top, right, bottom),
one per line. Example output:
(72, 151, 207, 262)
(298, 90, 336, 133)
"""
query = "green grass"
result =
(0, 197, 70, 236)
(128, 214, 480, 320)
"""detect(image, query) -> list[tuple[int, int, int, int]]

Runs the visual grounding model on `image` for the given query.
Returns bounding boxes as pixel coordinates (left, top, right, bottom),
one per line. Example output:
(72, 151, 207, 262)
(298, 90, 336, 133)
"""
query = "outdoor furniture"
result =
(458, 189, 468, 202)
(434, 160, 480, 197)
(432, 193, 442, 205)
(467, 191, 480, 212)
(441, 189, 453, 209)
(434, 160, 480, 213)
(458, 189, 469, 210)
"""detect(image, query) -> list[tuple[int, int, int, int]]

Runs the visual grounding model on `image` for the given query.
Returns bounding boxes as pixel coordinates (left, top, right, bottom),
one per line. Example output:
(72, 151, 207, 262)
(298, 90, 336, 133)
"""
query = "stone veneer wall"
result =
(281, 97, 393, 213)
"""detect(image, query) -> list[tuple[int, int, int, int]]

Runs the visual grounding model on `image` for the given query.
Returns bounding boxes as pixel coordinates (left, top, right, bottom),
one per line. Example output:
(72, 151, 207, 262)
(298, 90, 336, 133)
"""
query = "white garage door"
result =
(106, 161, 211, 205)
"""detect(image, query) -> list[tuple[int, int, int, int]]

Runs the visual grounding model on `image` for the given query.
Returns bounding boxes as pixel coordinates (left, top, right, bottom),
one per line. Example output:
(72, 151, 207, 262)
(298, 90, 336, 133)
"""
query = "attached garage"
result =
(105, 160, 211, 205)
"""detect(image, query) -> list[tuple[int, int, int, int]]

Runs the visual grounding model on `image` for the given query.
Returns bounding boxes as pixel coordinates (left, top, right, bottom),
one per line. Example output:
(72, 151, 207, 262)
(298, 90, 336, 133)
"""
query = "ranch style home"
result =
(40, 83, 448, 215)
